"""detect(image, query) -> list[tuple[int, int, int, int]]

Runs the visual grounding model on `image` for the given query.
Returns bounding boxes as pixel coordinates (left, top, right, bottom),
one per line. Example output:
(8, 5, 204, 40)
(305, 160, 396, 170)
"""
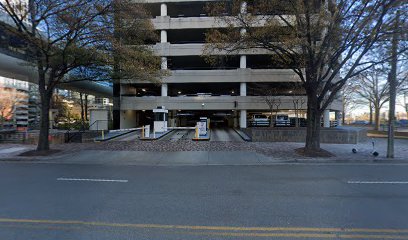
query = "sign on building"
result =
(144, 125, 150, 138)
(197, 121, 207, 136)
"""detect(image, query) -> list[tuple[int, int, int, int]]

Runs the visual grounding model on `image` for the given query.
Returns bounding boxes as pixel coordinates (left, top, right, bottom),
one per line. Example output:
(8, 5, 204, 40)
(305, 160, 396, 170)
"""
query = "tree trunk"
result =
(84, 95, 88, 121)
(294, 102, 299, 127)
(37, 92, 51, 151)
(369, 103, 373, 125)
(305, 95, 321, 152)
(374, 107, 380, 131)
(342, 109, 346, 125)
(80, 93, 85, 130)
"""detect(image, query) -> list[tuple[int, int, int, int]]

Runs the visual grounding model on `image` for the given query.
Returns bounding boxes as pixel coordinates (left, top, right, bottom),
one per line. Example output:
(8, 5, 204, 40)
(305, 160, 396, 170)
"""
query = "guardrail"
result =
(109, 127, 143, 133)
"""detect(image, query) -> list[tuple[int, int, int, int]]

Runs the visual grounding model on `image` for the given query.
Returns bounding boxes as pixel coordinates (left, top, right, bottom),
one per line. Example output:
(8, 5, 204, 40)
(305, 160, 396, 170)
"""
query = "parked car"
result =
(398, 119, 408, 126)
(249, 114, 270, 127)
(290, 117, 307, 127)
(275, 115, 290, 127)
(352, 120, 369, 125)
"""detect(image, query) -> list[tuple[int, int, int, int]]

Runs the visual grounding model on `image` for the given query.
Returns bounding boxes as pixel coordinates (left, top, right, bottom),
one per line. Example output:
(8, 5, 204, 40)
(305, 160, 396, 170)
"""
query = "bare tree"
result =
(264, 88, 281, 127)
(250, 83, 281, 127)
(205, 0, 406, 155)
(353, 49, 407, 131)
(341, 81, 359, 125)
(354, 67, 390, 130)
(290, 82, 306, 127)
(0, 0, 161, 151)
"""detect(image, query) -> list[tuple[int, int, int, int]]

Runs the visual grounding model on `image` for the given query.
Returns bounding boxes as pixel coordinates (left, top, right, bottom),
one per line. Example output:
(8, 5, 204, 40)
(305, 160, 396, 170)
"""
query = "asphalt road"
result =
(210, 128, 244, 142)
(110, 131, 141, 141)
(159, 129, 194, 141)
(1, 162, 408, 239)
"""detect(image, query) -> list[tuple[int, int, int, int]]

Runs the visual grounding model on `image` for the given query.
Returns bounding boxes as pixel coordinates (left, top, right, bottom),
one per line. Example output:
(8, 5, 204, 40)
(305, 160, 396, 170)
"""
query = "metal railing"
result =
(65, 120, 112, 143)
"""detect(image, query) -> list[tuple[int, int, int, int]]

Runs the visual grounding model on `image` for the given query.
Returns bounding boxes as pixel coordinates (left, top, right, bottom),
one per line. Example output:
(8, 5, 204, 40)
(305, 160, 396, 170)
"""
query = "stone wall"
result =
(245, 127, 367, 144)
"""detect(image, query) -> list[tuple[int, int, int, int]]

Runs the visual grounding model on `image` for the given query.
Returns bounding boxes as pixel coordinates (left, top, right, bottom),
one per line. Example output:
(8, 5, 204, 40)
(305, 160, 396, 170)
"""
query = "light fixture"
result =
(231, 90, 235, 94)
(142, 89, 146, 92)
(178, 91, 181, 94)
(289, 90, 293, 93)
(142, 110, 145, 112)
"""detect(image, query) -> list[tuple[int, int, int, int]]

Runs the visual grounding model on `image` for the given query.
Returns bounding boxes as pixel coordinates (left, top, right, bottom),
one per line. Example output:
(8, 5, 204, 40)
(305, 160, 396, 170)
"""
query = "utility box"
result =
(153, 106, 168, 133)
(89, 108, 109, 131)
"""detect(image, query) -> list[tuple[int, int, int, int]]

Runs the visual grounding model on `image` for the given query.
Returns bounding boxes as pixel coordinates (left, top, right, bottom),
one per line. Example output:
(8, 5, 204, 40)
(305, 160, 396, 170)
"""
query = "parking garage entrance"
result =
(135, 110, 237, 129)
(175, 111, 237, 128)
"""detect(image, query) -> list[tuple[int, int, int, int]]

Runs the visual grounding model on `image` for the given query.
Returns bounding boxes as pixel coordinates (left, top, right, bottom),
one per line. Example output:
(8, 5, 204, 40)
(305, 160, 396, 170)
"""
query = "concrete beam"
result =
(120, 96, 343, 112)
(152, 43, 285, 56)
(152, 15, 296, 30)
(123, 69, 302, 84)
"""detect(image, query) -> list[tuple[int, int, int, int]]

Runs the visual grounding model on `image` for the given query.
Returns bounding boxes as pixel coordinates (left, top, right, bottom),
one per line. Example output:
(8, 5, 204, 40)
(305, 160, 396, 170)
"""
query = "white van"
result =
(275, 115, 290, 127)
(250, 114, 270, 127)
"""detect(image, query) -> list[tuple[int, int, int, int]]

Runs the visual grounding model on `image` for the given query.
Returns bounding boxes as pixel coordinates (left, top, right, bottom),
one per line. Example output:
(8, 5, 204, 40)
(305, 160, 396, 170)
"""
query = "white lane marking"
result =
(57, 178, 128, 183)
(348, 181, 408, 184)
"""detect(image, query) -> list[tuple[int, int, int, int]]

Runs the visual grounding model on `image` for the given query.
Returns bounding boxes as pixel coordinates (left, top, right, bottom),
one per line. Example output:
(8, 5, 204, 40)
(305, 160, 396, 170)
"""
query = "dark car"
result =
(398, 119, 408, 127)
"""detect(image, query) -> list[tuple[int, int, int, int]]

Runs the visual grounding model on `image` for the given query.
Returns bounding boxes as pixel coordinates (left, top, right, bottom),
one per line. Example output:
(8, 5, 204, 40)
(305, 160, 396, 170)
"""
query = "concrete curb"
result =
(94, 130, 138, 142)
(1, 152, 408, 166)
(233, 128, 252, 142)
(140, 130, 174, 141)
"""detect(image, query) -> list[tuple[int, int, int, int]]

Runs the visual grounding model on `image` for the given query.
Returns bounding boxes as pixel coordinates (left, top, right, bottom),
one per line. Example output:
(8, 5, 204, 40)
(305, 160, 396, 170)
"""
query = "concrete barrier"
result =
(244, 127, 367, 144)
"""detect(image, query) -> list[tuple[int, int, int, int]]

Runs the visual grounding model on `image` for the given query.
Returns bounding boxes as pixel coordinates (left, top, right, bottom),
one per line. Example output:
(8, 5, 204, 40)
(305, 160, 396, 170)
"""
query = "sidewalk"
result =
(1, 138, 407, 165)
(36, 150, 278, 166)
(0, 144, 35, 159)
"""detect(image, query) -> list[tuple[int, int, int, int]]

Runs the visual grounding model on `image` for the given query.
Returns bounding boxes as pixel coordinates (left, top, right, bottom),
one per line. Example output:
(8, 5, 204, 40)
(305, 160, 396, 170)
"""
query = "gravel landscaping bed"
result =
(49, 138, 408, 161)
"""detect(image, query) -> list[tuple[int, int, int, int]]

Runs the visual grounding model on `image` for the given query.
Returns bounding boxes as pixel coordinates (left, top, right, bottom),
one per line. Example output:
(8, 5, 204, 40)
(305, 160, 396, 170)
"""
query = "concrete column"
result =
(161, 30, 167, 43)
(240, 55, 247, 69)
(120, 110, 137, 129)
(232, 111, 237, 128)
(161, 83, 168, 97)
(240, 27, 247, 70)
(161, 57, 168, 70)
(335, 111, 342, 127)
(323, 109, 330, 128)
(169, 110, 176, 127)
(240, 82, 247, 96)
(240, 110, 247, 128)
(240, 1, 247, 14)
(160, 3, 167, 16)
